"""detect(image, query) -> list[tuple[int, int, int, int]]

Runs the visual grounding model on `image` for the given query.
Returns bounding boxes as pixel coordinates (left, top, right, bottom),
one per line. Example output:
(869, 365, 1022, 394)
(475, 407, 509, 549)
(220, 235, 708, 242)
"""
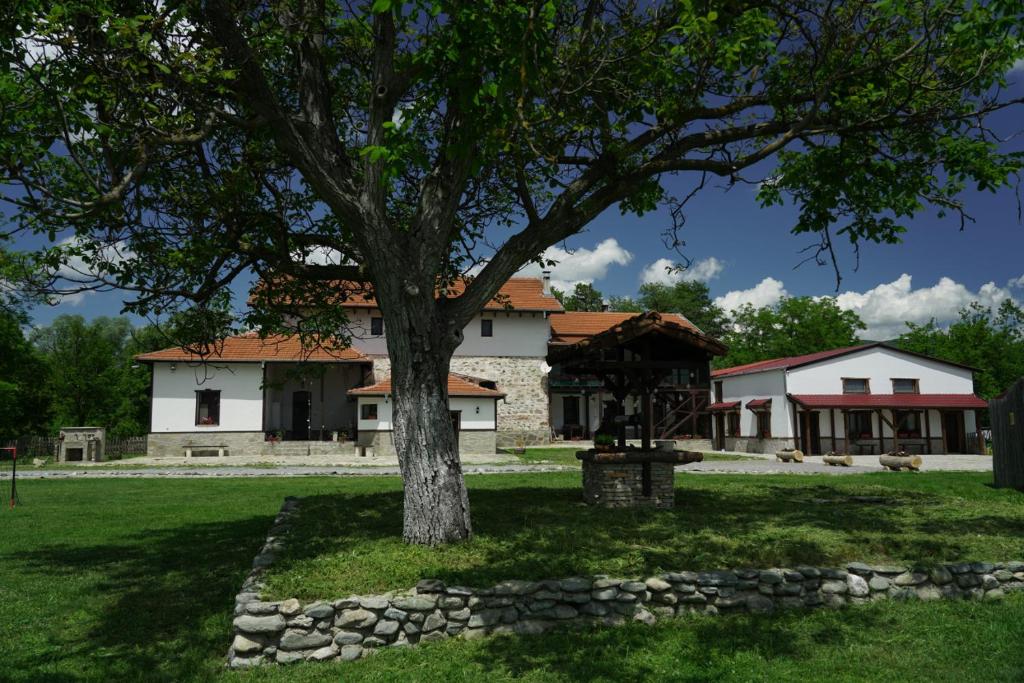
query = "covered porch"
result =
(788, 394, 987, 455)
(261, 361, 371, 442)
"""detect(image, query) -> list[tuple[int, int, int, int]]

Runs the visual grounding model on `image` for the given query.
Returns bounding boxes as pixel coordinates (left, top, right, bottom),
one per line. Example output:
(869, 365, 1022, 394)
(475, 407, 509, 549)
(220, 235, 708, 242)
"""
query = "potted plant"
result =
(265, 430, 282, 445)
(594, 433, 616, 453)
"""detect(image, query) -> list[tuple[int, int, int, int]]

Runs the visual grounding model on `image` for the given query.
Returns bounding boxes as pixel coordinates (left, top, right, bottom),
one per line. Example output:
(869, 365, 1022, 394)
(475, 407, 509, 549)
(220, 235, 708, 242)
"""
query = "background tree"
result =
(3, 1, 1021, 544)
(551, 282, 605, 311)
(635, 281, 728, 339)
(0, 307, 50, 440)
(896, 301, 1024, 400)
(719, 296, 866, 367)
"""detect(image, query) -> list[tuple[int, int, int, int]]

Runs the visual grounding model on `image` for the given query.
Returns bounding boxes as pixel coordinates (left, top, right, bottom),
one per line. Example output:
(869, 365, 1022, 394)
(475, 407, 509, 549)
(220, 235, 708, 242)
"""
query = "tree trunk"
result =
(382, 291, 471, 545)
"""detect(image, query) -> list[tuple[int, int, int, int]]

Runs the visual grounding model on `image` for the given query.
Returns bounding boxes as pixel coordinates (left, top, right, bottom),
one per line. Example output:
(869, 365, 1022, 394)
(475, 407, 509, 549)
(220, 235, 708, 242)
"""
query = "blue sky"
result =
(13, 67, 1024, 342)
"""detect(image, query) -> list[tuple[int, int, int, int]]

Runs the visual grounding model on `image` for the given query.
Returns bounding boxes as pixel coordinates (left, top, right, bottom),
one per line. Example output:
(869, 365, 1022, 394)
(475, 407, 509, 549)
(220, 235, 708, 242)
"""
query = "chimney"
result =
(601, 299, 610, 312)
(541, 270, 551, 295)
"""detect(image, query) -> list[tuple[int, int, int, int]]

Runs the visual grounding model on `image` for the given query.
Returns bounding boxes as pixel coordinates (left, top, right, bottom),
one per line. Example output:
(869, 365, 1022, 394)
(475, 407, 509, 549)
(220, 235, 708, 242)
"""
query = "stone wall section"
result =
(724, 437, 795, 454)
(147, 433, 358, 458)
(370, 355, 551, 446)
(228, 498, 1024, 669)
(359, 429, 496, 457)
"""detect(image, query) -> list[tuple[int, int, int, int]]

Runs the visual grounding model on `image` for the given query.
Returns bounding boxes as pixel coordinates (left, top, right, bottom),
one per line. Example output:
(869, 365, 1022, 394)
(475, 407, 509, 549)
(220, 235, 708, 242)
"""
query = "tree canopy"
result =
(895, 301, 1024, 400)
(2, 0, 1021, 543)
(551, 282, 606, 311)
(0, 308, 49, 441)
(719, 296, 866, 367)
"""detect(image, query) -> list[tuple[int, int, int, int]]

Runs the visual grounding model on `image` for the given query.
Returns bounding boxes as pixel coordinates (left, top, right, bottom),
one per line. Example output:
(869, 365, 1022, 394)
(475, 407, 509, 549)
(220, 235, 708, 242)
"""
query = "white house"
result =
(709, 343, 987, 455)
(135, 275, 722, 458)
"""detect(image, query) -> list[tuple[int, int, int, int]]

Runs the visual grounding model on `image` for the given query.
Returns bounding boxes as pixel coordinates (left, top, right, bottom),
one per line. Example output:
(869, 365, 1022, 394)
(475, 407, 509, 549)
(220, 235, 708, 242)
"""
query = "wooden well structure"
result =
(549, 313, 725, 508)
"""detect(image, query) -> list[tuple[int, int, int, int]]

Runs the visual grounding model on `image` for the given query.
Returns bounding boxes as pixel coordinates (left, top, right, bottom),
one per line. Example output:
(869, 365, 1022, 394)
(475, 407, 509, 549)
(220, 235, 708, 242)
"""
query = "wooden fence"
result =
(990, 377, 1024, 490)
(0, 435, 148, 460)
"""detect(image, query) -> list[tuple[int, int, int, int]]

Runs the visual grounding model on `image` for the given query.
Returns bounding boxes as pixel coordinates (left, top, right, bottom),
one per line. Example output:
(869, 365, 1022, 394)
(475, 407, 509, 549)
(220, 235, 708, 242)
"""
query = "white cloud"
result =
(715, 277, 788, 312)
(52, 236, 133, 306)
(1007, 274, 1024, 289)
(640, 257, 724, 286)
(518, 238, 633, 293)
(834, 274, 1020, 340)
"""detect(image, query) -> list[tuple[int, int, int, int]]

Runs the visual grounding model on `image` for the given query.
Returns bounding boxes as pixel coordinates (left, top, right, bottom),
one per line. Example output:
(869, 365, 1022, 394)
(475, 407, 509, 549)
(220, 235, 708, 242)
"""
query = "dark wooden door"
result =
(800, 411, 821, 454)
(292, 391, 311, 440)
(562, 396, 580, 427)
(943, 411, 964, 453)
(714, 413, 725, 450)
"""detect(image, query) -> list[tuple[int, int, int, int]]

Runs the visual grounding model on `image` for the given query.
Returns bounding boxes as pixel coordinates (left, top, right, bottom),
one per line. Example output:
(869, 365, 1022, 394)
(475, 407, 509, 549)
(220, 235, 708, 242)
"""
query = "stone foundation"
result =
(582, 461, 675, 508)
(228, 498, 1024, 669)
(724, 437, 795, 454)
(147, 432, 358, 458)
(357, 430, 497, 456)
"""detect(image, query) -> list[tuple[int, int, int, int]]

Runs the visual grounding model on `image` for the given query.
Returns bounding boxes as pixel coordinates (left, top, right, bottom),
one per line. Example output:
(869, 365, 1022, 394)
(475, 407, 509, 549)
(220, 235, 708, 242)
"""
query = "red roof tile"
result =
(348, 373, 505, 398)
(549, 311, 700, 345)
(746, 398, 773, 410)
(789, 394, 987, 409)
(712, 345, 874, 378)
(254, 277, 563, 313)
(135, 333, 368, 363)
(708, 401, 741, 411)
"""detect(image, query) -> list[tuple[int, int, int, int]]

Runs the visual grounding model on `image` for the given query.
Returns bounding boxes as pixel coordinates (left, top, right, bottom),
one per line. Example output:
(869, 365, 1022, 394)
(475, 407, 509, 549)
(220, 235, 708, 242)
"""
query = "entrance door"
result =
(714, 413, 726, 450)
(450, 411, 461, 453)
(943, 411, 964, 453)
(562, 396, 581, 437)
(291, 391, 311, 440)
(800, 411, 821, 454)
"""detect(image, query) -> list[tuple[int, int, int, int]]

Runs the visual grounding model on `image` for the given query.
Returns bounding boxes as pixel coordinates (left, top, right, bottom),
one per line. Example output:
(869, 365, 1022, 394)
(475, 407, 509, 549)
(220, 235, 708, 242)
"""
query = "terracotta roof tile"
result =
(708, 401, 741, 411)
(789, 394, 987, 409)
(348, 372, 505, 398)
(712, 344, 876, 378)
(254, 277, 563, 312)
(549, 311, 699, 344)
(135, 333, 368, 363)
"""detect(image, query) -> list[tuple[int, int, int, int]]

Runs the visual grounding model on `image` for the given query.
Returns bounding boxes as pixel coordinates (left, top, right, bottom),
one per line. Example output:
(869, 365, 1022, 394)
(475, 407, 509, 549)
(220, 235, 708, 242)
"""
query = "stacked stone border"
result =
(228, 497, 1024, 669)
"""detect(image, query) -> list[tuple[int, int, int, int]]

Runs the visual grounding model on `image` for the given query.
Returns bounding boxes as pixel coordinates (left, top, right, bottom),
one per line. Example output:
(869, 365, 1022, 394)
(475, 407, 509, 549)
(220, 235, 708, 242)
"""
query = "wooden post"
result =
(876, 410, 884, 454)
(842, 410, 849, 452)
(791, 404, 800, 449)
(830, 408, 837, 453)
(974, 409, 984, 454)
(924, 409, 932, 454)
(803, 410, 813, 455)
(641, 382, 653, 451)
(583, 390, 591, 438)
(940, 410, 948, 453)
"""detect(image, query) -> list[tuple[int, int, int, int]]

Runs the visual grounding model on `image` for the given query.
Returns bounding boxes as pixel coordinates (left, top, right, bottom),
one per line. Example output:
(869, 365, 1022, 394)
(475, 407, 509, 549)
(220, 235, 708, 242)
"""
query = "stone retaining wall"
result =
(228, 497, 1024, 669)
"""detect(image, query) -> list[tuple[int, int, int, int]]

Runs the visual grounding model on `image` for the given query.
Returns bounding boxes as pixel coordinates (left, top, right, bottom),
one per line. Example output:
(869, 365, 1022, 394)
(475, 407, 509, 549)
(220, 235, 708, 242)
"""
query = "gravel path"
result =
(13, 453, 990, 479)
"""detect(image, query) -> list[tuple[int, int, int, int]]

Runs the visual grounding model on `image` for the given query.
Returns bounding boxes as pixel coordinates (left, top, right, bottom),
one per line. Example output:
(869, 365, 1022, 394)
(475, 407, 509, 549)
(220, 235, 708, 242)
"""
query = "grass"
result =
(510, 446, 757, 466)
(0, 473, 1022, 682)
(263, 471, 1024, 598)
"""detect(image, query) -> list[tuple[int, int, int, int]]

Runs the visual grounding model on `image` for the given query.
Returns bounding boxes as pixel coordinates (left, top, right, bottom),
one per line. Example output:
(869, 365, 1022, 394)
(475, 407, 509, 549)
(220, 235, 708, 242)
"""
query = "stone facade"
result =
(147, 432, 358, 458)
(724, 437, 795, 454)
(582, 461, 674, 508)
(228, 497, 1024, 669)
(358, 429, 496, 457)
(370, 355, 551, 446)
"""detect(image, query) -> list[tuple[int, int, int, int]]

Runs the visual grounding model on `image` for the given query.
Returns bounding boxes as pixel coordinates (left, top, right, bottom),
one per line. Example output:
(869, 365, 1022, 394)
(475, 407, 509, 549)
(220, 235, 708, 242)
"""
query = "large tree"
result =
(719, 296, 867, 367)
(2, 1, 1021, 544)
(0, 307, 50, 440)
(636, 281, 728, 339)
(896, 300, 1024, 400)
(552, 282, 605, 311)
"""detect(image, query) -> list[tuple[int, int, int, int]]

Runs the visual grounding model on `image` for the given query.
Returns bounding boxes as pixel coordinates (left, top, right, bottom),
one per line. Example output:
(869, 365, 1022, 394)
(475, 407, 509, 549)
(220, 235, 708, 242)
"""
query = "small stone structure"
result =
(58, 427, 105, 462)
(227, 497, 1024, 669)
(577, 449, 702, 509)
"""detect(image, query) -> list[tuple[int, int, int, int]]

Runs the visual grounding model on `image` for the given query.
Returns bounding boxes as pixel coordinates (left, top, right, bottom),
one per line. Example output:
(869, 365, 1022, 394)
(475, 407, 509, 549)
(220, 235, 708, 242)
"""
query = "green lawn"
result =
(510, 446, 757, 466)
(1, 473, 1022, 682)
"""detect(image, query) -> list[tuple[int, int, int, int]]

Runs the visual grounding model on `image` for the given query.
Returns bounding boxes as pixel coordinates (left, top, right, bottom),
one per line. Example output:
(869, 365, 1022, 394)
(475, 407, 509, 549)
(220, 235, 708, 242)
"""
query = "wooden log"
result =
(879, 452, 922, 471)
(822, 452, 853, 467)
(775, 448, 804, 463)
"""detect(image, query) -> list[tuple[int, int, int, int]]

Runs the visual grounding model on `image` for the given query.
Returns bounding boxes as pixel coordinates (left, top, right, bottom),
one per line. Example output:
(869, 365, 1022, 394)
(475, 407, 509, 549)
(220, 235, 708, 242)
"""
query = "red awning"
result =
(789, 394, 987, 409)
(746, 398, 772, 410)
(708, 401, 741, 411)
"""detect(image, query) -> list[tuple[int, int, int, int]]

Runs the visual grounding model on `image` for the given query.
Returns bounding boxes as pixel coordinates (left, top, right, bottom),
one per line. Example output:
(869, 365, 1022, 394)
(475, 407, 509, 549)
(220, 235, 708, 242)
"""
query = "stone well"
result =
(576, 449, 702, 509)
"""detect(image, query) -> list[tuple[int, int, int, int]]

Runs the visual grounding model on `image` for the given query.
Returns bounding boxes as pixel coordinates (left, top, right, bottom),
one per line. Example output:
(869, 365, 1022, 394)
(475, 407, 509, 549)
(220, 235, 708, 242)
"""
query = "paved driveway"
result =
(682, 452, 992, 475)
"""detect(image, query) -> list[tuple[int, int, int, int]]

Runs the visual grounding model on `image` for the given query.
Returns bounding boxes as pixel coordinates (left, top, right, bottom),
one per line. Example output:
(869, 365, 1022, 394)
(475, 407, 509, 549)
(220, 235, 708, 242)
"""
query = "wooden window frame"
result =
(755, 410, 772, 439)
(370, 316, 384, 336)
(195, 389, 221, 426)
(842, 377, 871, 394)
(891, 378, 920, 394)
(728, 411, 741, 437)
(713, 380, 723, 403)
(360, 402, 378, 420)
(848, 410, 874, 439)
(480, 318, 493, 338)
(895, 410, 923, 438)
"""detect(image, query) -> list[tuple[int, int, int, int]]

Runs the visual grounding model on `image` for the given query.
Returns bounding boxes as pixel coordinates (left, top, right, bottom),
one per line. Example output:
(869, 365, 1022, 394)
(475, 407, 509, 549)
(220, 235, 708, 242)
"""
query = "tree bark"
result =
(380, 282, 471, 545)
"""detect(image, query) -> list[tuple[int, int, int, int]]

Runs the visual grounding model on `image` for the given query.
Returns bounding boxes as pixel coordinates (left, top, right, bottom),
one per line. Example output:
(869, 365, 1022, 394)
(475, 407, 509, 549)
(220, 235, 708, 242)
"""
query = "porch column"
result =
(876, 410, 884, 454)
(583, 391, 591, 439)
(924, 408, 933, 454)
(830, 408, 837, 453)
(640, 385, 653, 451)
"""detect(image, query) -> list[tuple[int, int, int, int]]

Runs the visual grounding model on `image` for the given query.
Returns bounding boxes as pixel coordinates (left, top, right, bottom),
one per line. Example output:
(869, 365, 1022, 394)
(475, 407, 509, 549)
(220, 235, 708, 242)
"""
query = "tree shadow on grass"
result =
(8, 514, 273, 682)
(263, 479, 975, 598)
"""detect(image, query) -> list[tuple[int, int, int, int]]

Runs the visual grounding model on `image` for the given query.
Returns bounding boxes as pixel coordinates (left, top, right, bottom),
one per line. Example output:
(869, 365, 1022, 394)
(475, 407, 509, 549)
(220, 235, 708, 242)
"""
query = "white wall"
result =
(356, 395, 497, 432)
(151, 362, 263, 432)
(786, 347, 975, 395)
(719, 370, 791, 438)
(345, 308, 551, 358)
